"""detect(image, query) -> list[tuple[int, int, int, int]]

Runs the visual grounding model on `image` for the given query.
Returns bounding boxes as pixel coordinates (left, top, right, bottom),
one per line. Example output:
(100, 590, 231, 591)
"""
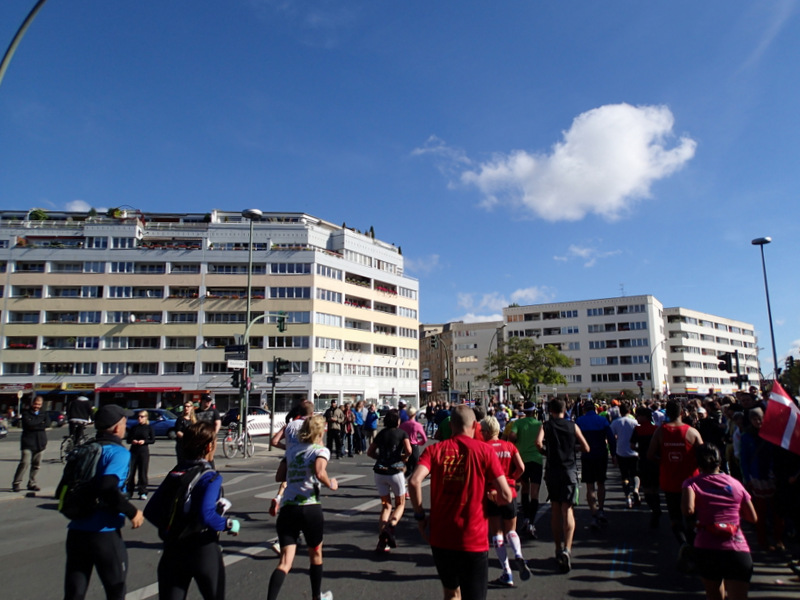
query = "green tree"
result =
(28, 208, 48, 221)
(480, 336, 572, 403)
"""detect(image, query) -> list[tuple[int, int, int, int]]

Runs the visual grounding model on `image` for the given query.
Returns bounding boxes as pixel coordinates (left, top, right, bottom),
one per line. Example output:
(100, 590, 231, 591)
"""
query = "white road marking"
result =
(335, 479, 429, 517)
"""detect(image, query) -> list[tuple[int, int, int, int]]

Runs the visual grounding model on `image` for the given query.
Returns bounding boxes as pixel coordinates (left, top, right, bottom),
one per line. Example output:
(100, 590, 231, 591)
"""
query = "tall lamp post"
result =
(238, 209, 263, 446)
(488, 323, 506, 402)
(751, 237, 779, 381)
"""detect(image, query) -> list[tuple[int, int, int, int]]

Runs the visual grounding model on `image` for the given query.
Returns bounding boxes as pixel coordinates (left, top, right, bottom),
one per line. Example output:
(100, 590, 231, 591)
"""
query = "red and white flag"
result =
(759, 381, 800, 456)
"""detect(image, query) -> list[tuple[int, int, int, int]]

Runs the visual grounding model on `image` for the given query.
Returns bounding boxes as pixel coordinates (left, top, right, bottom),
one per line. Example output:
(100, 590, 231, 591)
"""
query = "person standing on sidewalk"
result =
(409, 405, 512, 600)
(12, 396, 49, 492)
(323, 400, 344, 459)
(126, 410, 155, 500)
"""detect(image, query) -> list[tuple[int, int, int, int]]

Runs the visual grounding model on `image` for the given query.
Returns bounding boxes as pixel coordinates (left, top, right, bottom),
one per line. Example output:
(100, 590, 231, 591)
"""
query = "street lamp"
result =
(238, 209, 263, 447)
(488, 323, 506, 401)
(751, 237, 779, 381)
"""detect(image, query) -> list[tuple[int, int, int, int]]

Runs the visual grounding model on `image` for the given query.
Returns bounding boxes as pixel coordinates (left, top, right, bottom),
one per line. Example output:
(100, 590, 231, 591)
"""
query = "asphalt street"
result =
(1, 426, 798, 600)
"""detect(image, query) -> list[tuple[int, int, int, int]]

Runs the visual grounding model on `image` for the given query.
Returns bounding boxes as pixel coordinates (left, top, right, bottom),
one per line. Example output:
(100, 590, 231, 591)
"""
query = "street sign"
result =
(503, 378, 511, 386)
(227, 359, 247, 369)
(224, 344, 248, 360)
(637, 380, 643, 387)
(421, 368, 431, 380)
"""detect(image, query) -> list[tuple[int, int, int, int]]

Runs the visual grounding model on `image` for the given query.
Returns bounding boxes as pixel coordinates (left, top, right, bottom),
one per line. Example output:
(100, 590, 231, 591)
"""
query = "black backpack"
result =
(55, 440, 109, 520)
(145, 463, 218, 542)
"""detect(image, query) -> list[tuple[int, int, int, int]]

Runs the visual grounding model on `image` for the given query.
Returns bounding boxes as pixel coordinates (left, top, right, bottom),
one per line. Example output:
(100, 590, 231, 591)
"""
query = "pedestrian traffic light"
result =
(430, 336, 438, 349)
(277, 311, 287, 332)
(230, 369, 241, 388)
(718, 353, 733, 372)
(275, 358, 291, 375)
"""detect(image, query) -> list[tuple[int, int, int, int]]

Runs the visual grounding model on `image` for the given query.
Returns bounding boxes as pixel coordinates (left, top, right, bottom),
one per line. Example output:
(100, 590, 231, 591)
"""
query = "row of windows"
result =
(588, 338, 649, 350)
(667, 315, 753, 336)
(589, 355, 651, 366)
(591, 372, 650, 383)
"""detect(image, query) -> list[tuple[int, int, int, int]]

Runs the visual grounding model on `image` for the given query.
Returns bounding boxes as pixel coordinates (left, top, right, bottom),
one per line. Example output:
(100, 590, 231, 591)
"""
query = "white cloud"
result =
(421, 104, 696, 222)
(65, 200, 91, 212)
(553, 243, 621, 268)
(404, 253, 440, 275)
(457, 286, 554, 319)
(740, 0, 796, 71)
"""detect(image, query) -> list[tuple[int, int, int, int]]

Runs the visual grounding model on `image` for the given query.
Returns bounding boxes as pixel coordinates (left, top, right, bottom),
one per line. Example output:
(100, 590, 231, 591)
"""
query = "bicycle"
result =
(222, 424, 254, 458)
(60, 431, 90, 463)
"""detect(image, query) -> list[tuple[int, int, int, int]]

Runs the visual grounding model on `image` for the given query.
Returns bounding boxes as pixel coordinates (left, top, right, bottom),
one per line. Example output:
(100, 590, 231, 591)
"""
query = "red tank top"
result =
(659, 423, 698, 493)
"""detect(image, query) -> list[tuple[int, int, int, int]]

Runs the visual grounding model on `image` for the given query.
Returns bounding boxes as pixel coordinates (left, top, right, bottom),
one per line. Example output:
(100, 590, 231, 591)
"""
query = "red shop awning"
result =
(96, 387, 182, 394)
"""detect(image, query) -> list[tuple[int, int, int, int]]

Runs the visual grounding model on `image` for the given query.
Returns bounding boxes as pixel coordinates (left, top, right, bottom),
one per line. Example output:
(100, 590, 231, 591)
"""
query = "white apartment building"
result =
(419, 295, 759, 401)
(0, 209, 420, 413)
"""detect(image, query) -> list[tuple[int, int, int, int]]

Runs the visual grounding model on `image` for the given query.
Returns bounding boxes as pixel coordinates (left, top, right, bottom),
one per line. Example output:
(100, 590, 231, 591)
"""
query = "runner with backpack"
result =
(58, 404, 144, 600)
(144, 421, 240, 600)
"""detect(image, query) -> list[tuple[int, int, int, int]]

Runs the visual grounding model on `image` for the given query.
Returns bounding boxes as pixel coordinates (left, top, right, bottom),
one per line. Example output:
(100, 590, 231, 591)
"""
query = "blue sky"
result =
(1, 1, 798, 374)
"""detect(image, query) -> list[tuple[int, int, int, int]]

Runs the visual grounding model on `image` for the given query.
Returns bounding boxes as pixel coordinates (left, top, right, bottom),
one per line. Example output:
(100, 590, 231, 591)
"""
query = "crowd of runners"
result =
(22, 385, 799, 600)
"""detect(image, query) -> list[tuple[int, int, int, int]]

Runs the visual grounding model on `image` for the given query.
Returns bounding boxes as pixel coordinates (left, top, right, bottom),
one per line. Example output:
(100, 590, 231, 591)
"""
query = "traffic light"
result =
(718, 353, 733, 372)
(786, 356, 795, 371)
(230, 369, 241, 388)
(275, 358, 291, 376)
(441, 378, 450, 390)
(430, 336, 438, 349)
(277, 311, 287, 332)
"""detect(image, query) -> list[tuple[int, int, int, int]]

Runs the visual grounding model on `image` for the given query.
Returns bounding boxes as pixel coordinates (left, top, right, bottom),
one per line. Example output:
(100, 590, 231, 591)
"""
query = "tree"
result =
(28, 208, 48, 221)
(480, 336, 572, 403)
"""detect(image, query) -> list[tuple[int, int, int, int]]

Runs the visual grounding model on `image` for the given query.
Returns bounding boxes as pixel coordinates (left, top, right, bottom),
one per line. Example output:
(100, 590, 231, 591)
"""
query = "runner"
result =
(507, 401, 544, 539)
(610, 403, 640, 509)
(575, 400, 615, 529)
(539, 398, 590, 573)
(480, 416, 531, 588)
(630, 406, 662, 528)
(266, 415, 337, 600)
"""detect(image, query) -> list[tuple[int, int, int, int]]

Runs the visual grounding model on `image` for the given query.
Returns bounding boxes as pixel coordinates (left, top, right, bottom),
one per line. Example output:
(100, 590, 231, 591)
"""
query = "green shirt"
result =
(510, 417, 543, 464)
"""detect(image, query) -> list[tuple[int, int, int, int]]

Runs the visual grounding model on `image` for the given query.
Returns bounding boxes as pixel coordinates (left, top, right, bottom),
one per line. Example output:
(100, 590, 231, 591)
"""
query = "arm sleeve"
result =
(146, 425, 156, 445)
(97, 475, 139, 520)
(195, 473, 228, 532)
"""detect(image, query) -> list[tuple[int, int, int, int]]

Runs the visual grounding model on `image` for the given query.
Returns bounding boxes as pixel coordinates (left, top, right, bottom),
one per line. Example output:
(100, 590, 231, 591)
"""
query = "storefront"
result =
(96, 386, 182, 408)
(34, 383, 97, 411)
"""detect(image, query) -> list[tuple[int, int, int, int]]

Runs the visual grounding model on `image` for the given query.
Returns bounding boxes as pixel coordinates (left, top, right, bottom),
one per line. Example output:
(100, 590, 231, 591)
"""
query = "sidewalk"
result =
(0, 428, 280, 503)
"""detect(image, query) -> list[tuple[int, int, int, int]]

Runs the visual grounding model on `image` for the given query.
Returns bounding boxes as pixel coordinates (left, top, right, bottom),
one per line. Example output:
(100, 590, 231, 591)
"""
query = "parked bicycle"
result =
(222, 423, 254, 458)
(60, 431, 90, 462)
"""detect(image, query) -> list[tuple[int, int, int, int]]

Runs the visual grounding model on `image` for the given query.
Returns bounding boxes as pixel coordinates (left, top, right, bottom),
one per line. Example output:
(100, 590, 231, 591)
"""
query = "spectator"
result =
(12, 396, 48, 493)
(323, 400, 345, 459)
(126, 410, 155, 500)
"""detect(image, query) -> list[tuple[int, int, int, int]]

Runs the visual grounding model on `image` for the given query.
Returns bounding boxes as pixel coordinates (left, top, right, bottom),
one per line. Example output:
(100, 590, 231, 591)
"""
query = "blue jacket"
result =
(575, 411, 616, 458)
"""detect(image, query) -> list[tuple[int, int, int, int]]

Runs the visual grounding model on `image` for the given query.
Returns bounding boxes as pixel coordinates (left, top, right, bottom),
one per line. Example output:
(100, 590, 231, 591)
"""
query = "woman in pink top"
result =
(682, 444, 757, 600)
(399, 406, 427, 478)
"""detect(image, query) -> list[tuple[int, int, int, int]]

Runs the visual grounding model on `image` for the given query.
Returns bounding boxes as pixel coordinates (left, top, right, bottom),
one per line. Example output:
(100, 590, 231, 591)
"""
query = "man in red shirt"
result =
(409, 405, 512, 600)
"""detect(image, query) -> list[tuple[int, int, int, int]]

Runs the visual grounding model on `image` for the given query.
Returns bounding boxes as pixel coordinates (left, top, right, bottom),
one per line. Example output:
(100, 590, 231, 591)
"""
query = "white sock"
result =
(506, 530, 523, 559)
(493, 535, 510, 573)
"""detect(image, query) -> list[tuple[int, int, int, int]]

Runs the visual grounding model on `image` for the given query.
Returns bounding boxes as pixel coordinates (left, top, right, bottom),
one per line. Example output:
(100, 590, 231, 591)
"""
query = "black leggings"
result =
(127, 449, 150, 496)
(158, 541, 225, 600)
(65, 529, 128, 600)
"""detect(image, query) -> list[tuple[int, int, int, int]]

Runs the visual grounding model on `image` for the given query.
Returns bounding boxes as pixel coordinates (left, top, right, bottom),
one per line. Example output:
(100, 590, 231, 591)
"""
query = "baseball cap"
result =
(95, 404, 127, 430)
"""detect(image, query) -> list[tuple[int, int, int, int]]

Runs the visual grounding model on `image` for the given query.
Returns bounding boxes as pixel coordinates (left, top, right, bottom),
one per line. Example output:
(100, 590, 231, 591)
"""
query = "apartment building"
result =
(0, 209, 420, 413)
(419, 295, 758, 401)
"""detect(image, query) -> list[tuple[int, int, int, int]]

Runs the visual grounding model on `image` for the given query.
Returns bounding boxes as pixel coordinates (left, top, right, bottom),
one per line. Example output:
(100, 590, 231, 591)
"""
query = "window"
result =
(15, 262, 45, 272)
(3, 363, 34, 375)
(590, 357, 608, 366)
(398, 307, 418, 319)
(8, 312, 40, 324)
(561, 326, 579, 335)
(269, 287, 311, 299)
(315, 337, 342, 350)
(12, 286, 42, 298)
(567, 342, 580, 351)
(102, 362, 126, 375)
(104, 337, 128, 349)
(84, 261, 105, 273)
(560, 310, 578, 318)
(164, 362, 195, 375)
(86, 237, 108, 249)
(110, 262, 134, 273)
(168, 312, 198, 323)
(344, 364, 371, 376)
(202, 362, 229, 374)
(587, 308, 603, 317)
(270, 263, 312, 274)
(166, 337, 196, 349)
(208, 264, 247, 274)
(374, 366, 397, 378)
(171, 263, 201, 273)
(314, 362, 342, 374)
(76, 337, 100, 349)
(106, 311, 132, 324)
(399, 287, 417, 300)
(128, 337, 160, 349)
(205, 312, 246, 324)
(316, 264, 342, 280)
(109, 286, 133, 298)
(399, 327, 417, 339)
(266, 336, 310, 349)
(268, 311, 310, 325)
(5, 337, 36, 349)
(316, 289, 342, 303)
(135, 263, 166, 274)
(75, 363, 97, 375)
(112, 237, 136, 249)
(398, 348, 418, 359)
(131, 312, 162, 323)
(315, 313, 343, 327)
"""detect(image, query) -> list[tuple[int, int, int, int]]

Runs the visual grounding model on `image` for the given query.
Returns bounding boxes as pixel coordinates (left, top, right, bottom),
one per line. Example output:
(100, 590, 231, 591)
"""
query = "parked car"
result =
(221, 406, 270, 427)
(125, 408, 178, 439)
(46, 410, 67, 428)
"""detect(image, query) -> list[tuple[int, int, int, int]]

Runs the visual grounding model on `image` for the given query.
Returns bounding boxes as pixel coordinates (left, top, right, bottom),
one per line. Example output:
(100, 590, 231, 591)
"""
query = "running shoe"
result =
(491, 572, 515, 587)
(590, 516, 600, 531)
(596, 510, 608, 524)
(320, 591, 334, 600)
(527, 523, 538, 540)
(385, 525, 397, 549)
(375, 531, 390, 553)
(270, 541, 281, 556)
(632, 490, 641, 506)
(515, 557, 532, 581)
(139, 493, 148, 500)
(558, 549, 572, 573)
(676, 543, 695, 574)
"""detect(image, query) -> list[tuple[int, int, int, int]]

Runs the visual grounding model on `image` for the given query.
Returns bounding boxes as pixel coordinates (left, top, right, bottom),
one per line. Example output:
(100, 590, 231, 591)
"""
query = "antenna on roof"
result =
(619, 283, 625, 297)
